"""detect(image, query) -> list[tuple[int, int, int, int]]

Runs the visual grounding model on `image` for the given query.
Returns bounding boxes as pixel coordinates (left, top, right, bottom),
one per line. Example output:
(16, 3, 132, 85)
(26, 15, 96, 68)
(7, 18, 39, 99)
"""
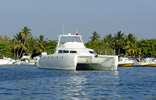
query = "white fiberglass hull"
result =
(0, 59, 10, 65)
(77, 55, 118, 71)
(133, 62, 148, 66)
(38, 54, 77, 70)
(133, 61, 156, 67)
(38, 54, 118, 71)
(21, 61, 35, 65)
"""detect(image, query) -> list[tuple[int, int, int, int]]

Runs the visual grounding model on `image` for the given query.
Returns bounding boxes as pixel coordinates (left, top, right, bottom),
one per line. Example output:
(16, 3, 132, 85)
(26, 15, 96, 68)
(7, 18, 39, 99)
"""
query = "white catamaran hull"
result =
(76, 55, 117, 71)
(38, 54, 77, 70)
(38, 54, 118, 71)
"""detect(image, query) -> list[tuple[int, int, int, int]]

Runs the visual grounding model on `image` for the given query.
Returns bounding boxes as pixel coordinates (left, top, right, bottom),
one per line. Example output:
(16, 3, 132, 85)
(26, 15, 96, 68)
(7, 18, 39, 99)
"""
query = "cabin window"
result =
(89, 51, 96, 54)
(63, 50, 69, 53)
(58, 50, 62, 53)
(70, 51, 77, 53)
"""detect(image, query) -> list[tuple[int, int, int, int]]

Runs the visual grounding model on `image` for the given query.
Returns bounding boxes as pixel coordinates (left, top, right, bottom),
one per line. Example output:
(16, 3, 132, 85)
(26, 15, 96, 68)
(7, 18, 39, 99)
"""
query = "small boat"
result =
(38, 33, 118, 71)
(0, 55, 14, 65)
(13, 53, 35, 65)
(12, 60, 22, 65)
(118, 56, 134, 67)
(133, 58, 156, 67)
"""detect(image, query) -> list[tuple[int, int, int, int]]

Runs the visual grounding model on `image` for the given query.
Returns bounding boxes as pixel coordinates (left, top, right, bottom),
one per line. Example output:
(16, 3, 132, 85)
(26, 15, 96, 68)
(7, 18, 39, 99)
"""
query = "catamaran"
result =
(38, 33, 118, 71)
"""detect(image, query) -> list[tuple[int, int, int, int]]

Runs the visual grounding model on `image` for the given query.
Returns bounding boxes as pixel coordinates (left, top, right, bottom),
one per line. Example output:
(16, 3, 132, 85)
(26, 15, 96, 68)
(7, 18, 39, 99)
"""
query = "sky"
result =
(0, 0, 156, 42)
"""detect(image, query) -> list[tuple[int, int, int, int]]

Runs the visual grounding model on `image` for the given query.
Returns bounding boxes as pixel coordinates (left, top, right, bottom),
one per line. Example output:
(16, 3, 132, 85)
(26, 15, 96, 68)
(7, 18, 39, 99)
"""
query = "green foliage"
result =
(113, 31, 125, 55)
(20, 26, 32, 40)
(139, 39, 151, 55)
(45, 40, 57, 54)
(0, 35, 11, 43)
(36, 35, 48, 54)
(86, 31, 141, 56)
(1, 27, 156, 57)
(0, 43, 13, 57)
(0, 35, 13, 57)
(19, 26, 32, 58)
(150, 39, 156, 56)
(90, 31, 101, 42)
(86, 32, 108, 54)
(124, 33, 140, 56)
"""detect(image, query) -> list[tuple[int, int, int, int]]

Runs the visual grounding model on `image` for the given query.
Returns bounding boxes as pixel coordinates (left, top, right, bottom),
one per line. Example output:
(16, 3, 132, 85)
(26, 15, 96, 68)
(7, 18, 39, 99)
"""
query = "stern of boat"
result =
(76, 55, 118, 71)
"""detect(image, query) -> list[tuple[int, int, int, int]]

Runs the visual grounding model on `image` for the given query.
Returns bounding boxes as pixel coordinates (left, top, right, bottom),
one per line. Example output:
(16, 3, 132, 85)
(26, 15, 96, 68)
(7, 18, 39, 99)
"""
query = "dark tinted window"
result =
(70, 51, 77, 53)
(63, 50, 69, 53)
(89, 51, 96, 54)
(58, 50, 62, 53)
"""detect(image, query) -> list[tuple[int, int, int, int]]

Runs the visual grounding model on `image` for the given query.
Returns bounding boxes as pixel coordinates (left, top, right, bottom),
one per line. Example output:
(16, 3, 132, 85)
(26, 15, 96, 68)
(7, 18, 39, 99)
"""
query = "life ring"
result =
(149, 59, 152, 62)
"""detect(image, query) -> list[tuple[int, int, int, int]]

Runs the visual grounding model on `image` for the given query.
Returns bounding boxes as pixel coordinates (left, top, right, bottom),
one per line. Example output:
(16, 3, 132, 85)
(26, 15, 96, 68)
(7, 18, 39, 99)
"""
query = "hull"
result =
(118, 63, 133, 67)
(147, 64, 156, 67)
(21, 61, 35, 65)
(118, 57, 134, 67)
(38, 54, 118, 71)
(133, 62, 148, 67)
(0, 59, 11, 65)
(13, 60, 22, 65)
(38, 54, 77, 70)
(133, 62, 156, 67)
(77, 55, 118, 71)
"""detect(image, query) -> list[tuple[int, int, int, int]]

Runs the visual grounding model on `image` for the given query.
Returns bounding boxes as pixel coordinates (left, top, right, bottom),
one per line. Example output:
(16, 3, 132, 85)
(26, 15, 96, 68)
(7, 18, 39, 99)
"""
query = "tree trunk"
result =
(118, 47, 120, 55)
(17, 49, 19, 59)
(19, 40, 26, 58)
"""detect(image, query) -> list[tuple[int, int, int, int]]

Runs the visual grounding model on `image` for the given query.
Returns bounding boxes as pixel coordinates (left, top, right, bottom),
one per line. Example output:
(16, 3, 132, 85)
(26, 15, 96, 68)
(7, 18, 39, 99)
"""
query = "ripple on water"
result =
(0, 65, 156, 100)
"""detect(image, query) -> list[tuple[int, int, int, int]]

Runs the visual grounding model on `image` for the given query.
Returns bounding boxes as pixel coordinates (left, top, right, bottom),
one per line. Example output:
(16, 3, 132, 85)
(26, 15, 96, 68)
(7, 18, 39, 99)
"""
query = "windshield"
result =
(60, 36, 82, 43)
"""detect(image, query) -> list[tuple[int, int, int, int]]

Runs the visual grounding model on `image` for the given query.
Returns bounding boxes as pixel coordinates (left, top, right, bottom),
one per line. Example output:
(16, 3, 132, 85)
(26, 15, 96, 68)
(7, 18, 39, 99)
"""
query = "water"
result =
(0, 65, 156, 100)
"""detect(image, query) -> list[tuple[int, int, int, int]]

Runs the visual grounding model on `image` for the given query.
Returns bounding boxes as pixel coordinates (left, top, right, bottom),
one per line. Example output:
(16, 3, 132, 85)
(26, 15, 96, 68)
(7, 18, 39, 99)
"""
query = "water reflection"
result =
(48, 70, 121, 99)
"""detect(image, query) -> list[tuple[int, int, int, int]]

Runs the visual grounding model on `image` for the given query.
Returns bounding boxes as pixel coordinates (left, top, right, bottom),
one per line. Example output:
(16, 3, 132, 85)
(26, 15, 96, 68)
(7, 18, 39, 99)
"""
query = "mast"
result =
(62, 23, 64, 35)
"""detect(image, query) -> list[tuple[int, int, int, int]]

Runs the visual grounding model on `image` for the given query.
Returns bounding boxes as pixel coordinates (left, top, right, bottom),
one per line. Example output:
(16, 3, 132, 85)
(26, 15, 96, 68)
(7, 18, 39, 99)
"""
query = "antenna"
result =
(62, 23, 64, 35)
(67, 28, 69, 34)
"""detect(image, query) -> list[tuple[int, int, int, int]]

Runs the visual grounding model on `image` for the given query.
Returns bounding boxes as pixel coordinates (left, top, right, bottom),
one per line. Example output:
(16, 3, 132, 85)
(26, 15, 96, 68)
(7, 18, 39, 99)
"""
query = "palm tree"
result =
(36, 35, 48, 54)
(113, 31, 125, 55)
(19, 26, 32, 58)
(90, 31, 101, 42)
(139, 39, 151, 55)
(13, 33, 26, 59)
(27, 35, 38, 56)
(126, 41, 141, 56)
(103, 33, 114, 49)
(124, 33, 137, 55)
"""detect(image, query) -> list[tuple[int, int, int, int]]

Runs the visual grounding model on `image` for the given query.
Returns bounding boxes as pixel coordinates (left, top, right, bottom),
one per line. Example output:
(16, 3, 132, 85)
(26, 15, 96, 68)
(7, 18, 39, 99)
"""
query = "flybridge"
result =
(56, 33, 84, 49)
(58, 33, 83, 43)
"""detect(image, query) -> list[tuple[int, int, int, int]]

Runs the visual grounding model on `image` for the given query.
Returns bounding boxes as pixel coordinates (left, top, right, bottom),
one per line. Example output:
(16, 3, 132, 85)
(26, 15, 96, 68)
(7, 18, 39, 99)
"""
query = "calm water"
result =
(0, 65, 156, 100)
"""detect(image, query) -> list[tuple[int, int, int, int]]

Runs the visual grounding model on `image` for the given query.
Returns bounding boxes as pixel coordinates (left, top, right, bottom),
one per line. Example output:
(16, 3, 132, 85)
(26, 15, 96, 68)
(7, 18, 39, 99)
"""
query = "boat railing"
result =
(96, 49, 116, 55)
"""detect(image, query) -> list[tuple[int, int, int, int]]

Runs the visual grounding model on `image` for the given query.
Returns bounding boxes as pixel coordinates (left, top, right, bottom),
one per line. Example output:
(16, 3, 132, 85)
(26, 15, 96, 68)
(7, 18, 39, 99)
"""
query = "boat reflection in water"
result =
(38, 33, 118, 71)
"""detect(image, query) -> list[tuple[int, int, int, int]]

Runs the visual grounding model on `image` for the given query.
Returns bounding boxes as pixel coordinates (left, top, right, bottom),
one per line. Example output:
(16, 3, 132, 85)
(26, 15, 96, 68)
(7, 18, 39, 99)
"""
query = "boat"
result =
(12, 60, 22, 65)
(0, 55, 15, 65)
(133, 58, 156, 67)
(38, 33, 118, 71)
(12, 53, 35, 65)
(118, 56, 134, 67)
